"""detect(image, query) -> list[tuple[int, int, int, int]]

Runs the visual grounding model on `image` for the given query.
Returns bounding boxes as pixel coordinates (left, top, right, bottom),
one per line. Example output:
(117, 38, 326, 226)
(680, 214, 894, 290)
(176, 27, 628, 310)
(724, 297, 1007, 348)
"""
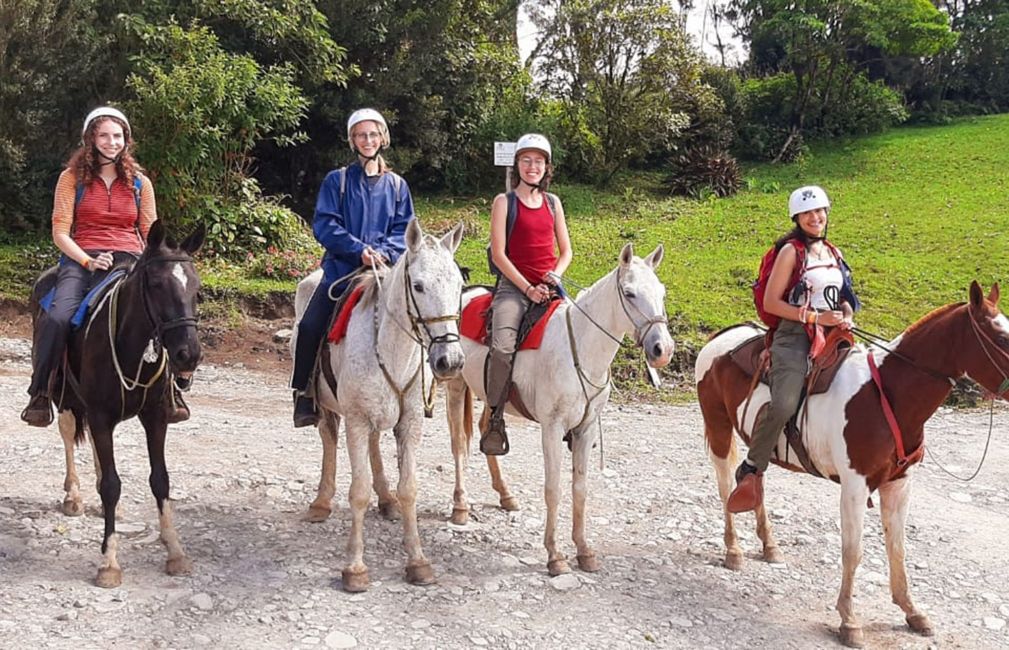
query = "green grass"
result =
(4, 114, 1009, 360)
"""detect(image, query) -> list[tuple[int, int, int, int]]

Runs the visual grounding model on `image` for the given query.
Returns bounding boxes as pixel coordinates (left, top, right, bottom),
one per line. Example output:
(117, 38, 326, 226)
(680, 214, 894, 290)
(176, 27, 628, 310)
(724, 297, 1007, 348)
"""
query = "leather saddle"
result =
(729, 326, 855, 396)
(731, 325, 855, 480)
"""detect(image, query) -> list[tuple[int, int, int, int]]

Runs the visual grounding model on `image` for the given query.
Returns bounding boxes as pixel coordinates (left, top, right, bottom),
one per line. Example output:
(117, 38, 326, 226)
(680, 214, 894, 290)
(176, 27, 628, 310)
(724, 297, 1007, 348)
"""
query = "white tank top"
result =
(804, 252, 843, 310)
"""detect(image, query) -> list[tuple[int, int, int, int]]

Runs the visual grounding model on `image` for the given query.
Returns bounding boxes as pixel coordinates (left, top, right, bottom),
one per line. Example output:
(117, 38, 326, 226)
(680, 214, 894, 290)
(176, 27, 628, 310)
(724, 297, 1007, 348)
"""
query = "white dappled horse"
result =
(293, 220, 465, 592)
(444, 244, 675, 576)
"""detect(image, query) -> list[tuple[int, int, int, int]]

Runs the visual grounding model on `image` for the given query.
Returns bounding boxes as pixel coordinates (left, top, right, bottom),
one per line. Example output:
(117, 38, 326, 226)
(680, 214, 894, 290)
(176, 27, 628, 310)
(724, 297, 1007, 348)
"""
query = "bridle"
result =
(374, 251, 462, 418)
(562, 267, 668, 350)
(967, 306, 1009, 396)
(135, 255, 200, 343)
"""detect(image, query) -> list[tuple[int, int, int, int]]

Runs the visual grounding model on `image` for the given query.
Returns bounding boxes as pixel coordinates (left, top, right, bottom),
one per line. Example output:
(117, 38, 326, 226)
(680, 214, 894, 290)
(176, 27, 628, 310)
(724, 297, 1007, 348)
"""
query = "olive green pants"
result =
(747, 320, 810, 472)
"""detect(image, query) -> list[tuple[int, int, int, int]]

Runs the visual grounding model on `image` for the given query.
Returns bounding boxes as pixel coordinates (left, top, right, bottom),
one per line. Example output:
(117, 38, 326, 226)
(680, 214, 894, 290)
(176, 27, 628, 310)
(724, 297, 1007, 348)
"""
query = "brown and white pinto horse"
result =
(695, 281, 1009, 648)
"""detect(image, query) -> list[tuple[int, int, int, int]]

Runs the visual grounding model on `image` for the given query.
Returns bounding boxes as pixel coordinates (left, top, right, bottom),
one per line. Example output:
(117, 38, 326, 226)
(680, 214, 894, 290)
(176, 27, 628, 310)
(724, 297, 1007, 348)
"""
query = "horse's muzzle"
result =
(430, 341, 465, 380)
(644, 329, 675, 369)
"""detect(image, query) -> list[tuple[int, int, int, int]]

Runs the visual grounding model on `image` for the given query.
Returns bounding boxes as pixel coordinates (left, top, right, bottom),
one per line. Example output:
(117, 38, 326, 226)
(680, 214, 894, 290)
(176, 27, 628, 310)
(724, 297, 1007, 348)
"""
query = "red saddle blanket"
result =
(327, 285, 366, 344)
(460, 293, 562, 350)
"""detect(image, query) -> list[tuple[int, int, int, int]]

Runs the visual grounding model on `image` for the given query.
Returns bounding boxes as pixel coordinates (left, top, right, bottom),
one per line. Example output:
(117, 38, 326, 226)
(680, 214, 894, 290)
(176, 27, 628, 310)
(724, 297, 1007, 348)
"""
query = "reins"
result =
(372, 252, 461, 419)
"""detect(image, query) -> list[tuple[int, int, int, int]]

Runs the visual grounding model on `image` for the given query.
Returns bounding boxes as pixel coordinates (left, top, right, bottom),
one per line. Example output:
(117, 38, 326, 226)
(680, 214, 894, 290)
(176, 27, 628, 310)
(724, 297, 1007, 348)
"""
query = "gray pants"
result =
(486, 277, 531, 410)
(747, 320, 810, 471)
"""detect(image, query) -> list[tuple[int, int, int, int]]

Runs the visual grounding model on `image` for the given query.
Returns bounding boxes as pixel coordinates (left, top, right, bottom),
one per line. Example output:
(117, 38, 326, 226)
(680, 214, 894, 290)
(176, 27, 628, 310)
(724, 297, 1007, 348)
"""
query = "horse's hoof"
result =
(341, 567, 369, 593)
(724, 551, 744, 571)
(763, 546, 785, 564)
(405, 563, 436, 586)
(62, 497, 84, 517)
(547, 558, 570, 576)
(165, 556, 193, 576)
(906, 613, 934, 636)
(450, 508, 469, 526)
(576, 553, 601, 573)
(499, 495, 521, 512)
(95, 567, 122, 589)
(305, 504, 332, 523)
(378, 500, 402, 521)
(838, 624, 865, 648)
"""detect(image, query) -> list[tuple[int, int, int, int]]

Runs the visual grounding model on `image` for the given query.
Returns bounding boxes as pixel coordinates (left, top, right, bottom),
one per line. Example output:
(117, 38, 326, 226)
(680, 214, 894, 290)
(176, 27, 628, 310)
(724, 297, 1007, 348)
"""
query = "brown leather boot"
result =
(727, 461, 764, 513)
(21, 393, 54, 427)
(480, 410, 510, 455)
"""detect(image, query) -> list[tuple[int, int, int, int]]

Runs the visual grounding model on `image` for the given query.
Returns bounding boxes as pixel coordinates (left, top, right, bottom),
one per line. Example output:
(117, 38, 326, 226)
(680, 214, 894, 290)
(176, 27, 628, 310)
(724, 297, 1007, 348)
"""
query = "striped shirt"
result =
(51, 169, 157, 254)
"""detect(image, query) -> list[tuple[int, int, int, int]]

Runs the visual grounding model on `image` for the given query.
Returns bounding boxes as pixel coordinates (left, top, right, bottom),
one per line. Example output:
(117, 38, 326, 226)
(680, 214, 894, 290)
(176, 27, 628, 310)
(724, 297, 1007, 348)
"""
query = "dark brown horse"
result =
(31, 220, 204, 587)
(695, 281, 1009, 648)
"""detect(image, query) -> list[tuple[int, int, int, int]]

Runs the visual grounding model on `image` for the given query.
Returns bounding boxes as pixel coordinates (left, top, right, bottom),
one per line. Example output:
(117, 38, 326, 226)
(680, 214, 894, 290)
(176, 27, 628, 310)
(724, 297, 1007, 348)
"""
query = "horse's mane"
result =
(903, 301, 965, 337)
(355, 267, 389, 309)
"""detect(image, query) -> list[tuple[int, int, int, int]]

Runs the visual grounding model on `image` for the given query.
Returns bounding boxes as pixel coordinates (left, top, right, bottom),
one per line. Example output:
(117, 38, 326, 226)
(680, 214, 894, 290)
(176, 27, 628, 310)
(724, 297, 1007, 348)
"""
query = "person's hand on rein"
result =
(526, 283, 551, 304)
(90, 251, 114, 271)
(818, 310, 846, 328)
(361, 247, 386, 267)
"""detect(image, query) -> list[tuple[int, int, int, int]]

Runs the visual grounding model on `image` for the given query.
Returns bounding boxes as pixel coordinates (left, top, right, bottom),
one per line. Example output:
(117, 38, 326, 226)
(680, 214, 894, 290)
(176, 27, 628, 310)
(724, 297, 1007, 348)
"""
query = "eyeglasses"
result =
(353, 131, 382, 142)
(518, 157, 546, 168)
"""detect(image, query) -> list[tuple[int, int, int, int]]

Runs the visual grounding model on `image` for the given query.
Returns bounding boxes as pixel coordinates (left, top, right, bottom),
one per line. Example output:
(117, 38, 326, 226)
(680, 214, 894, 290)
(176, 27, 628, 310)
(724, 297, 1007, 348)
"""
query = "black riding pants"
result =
(29, 256, 112, 396)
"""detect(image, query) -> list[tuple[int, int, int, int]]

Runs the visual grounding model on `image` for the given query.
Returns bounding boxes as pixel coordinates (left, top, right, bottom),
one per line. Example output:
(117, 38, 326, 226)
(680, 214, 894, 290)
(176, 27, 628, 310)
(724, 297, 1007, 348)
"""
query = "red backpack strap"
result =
(787, 238, 807, 288)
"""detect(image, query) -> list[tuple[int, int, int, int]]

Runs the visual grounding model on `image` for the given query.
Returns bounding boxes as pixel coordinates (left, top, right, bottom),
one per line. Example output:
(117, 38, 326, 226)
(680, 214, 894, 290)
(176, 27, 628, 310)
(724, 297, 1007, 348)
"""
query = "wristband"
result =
(81, 257, 91, 270)
(524, 285, 533, 297)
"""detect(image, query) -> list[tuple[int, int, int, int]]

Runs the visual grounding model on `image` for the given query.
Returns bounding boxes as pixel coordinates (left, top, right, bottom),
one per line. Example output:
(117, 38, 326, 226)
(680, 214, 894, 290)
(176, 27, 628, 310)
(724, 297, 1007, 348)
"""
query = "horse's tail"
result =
(463, 384, 473, 444)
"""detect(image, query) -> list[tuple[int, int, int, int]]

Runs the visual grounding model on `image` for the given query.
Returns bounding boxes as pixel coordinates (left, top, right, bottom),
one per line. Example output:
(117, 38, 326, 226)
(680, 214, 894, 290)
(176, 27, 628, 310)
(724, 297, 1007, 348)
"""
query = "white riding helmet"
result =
(788, 185, 830, 218)
(515, 133, 551, 161)
(346, 108, 389, 148)
(82, 106, 130, 138)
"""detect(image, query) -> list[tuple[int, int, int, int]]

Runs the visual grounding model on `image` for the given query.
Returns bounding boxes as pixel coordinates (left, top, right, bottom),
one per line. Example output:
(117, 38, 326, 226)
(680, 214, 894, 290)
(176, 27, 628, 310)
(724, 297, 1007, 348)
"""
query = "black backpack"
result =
(487, 191, 557, 276)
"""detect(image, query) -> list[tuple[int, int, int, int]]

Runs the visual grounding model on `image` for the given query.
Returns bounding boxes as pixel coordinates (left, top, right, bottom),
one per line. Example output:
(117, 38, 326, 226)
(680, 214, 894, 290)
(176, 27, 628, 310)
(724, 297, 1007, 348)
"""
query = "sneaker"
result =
(294, 394, 319, 428)
(479, 413, 510, 456)
(21, 394, 54, 427)
(166, 387, 190, 424)
(726, 461, 764, 513)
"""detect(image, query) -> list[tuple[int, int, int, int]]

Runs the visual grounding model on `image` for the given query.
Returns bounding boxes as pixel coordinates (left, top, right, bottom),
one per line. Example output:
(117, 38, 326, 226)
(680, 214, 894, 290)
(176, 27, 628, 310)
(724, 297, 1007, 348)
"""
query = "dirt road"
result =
(1, 334, 1007, 649)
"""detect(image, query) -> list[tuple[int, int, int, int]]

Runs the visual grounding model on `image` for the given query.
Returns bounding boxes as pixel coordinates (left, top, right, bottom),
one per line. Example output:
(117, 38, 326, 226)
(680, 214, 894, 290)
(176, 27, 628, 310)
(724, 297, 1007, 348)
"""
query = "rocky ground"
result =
(1, 326, 1008, 649)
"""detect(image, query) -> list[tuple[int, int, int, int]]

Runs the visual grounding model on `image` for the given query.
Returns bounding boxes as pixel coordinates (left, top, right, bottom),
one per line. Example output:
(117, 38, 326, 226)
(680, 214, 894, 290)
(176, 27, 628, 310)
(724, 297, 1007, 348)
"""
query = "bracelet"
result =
(524, 285, 533, 297)
(798, 306, 807, 324)
(814, 311, 820, 324)
(81, 257, 90, 269)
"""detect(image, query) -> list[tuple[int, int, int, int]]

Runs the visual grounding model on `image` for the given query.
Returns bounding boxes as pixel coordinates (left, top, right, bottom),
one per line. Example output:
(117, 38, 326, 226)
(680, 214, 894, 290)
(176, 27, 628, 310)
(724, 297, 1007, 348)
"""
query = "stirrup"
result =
(21, 394, 54, 428)
(480, 415, 510, 456)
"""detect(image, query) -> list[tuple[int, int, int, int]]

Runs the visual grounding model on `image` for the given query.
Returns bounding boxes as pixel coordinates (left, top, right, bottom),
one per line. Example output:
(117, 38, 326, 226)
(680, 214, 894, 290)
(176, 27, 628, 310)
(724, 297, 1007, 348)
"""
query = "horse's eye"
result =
(413, 282, 424, 293)
(623, 291, 636, 299)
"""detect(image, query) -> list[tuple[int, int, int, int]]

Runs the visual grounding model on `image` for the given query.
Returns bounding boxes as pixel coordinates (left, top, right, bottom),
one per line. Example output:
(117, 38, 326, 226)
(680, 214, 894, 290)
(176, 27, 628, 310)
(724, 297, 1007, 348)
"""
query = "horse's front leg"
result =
(878, 477, 933, 637)
(836, 480, 870, 648)
(59, 411, 84, 516)
(139, 408, 191, 577)
(394, 413, 434, 586)
(571, 420, 600, 572)
(541, 421, 568, 576)
(445, 379, 472, 524)
(90, 419, 123, 588)
(341, 417, 372, 592)
(476, 404, 520, 513)
(307, 409, 340, 522)
(370, 430, 401, 521)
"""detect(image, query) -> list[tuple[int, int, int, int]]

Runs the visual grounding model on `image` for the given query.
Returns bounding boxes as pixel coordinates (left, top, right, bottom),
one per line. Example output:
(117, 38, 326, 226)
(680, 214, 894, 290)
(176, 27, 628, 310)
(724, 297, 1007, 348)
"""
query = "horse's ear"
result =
(969, 280, 984, 308)
(619, 243, 634, 267)
(439, 222, 464, 254)
(644, 244, 664, 270)
(147, 220, 166, 250)
(180, 225, 206, 256)
(405, 219, 423, 254)
(988, 283, 1000, 306)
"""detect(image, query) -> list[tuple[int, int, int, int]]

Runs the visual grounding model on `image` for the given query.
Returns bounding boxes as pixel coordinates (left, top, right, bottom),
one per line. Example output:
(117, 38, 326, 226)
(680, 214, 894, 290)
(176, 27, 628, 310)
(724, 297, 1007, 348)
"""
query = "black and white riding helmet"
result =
(788, 185, 830, 219)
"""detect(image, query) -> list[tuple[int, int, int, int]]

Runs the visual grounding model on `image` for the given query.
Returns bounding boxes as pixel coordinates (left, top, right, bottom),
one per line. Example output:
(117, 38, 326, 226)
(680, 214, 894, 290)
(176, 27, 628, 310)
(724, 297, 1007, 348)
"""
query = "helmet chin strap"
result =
(95, 148, 121, 166)
(519, 178, 543, 191)
(355, 146, 383, 173)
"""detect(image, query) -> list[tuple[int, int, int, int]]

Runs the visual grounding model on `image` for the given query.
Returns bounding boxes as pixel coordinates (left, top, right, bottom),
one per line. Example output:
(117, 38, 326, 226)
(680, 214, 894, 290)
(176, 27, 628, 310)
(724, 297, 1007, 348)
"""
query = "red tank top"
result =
(508, 196, 557, 285)
(73, 178, 144, 254)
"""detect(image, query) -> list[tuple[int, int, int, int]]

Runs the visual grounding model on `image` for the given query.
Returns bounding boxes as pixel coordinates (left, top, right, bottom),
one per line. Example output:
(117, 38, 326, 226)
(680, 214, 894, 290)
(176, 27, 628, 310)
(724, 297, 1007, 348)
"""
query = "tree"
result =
(731, 0, 956, 160)
(528, 0, 719, 183)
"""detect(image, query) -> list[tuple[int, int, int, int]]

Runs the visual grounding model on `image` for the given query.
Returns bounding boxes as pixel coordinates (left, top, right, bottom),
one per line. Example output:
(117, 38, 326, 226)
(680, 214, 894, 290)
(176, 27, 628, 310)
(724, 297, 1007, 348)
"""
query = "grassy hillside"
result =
(428, 114, 1009, 344)
(4, 114, 1009, 352)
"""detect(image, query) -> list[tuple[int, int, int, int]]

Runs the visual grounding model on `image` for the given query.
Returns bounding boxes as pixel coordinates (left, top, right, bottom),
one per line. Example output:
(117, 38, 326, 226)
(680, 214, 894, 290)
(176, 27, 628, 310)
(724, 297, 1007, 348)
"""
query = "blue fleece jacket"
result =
(312, 161, 415, 291)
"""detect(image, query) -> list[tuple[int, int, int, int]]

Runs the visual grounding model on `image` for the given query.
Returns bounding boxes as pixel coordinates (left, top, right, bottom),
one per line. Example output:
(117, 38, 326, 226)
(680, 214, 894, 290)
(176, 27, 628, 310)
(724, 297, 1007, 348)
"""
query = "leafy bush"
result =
(668, 146, 743, 198)
(247, 244, 319, 280)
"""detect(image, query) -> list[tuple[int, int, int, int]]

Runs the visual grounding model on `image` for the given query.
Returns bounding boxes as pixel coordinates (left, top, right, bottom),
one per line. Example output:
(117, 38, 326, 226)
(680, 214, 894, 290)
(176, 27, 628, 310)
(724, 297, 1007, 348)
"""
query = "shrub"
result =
(668, 146, 743, 198)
